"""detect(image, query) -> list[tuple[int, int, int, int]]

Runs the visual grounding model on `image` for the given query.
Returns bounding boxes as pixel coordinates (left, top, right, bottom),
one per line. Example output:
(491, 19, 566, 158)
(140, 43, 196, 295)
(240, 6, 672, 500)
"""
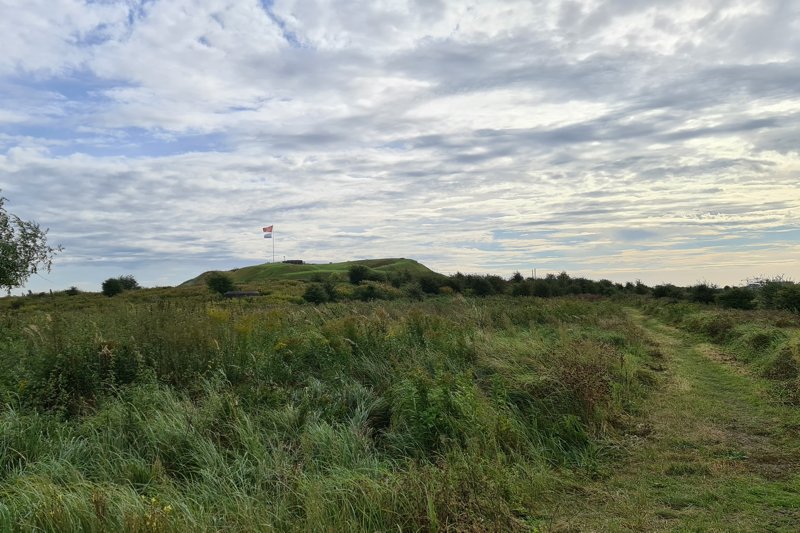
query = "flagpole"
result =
(272, 227, 275, 263)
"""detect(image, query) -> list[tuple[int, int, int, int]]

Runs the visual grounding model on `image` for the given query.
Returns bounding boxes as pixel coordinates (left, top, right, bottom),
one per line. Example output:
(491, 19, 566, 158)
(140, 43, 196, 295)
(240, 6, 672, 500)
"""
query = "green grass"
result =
(181, 257, 436, 286)
(545, 310, 800, 531)
(3, 292, 798, 531)
(0, 296, 657, 531)
(640, 300, 800, 402)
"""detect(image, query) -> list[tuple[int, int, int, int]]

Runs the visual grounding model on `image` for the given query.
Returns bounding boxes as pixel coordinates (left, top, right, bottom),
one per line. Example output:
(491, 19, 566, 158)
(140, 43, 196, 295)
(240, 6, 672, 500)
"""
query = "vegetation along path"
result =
(549, 309, 800, 532)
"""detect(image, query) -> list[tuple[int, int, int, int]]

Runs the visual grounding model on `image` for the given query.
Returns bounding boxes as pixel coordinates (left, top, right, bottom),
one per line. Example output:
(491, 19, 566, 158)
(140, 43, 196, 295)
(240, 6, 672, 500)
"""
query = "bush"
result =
(511, 282, 532, 297)
(101, 277, 124, 297)
(418, 275, 443, 294)
(532, 280, 552, 297)
(101, 275, 140, 297)
(404, 282, 424, 300)
(206, 272, 236, 295)
(689, 283, 717, 304)
(118, 275, 140, 290)
(348, 265, 370, 284)
(717, 287, 755, 310)
(353, 282, 384, 301)
(303, 283, 329, 304)
(652, 284, 683, 299)
(469, 276, 495, 297)
(775, 285, 800, 313)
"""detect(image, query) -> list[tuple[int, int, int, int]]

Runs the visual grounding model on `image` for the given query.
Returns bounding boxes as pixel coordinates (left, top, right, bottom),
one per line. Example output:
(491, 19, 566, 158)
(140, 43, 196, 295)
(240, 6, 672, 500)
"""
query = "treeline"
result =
(650, 278, 800, 313)
(304, 268, 647, 303)
(303, 267, 800, 314)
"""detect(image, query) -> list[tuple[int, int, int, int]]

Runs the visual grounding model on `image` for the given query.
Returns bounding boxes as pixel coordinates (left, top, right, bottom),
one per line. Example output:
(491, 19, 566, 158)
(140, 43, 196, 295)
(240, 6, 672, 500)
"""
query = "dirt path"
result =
(546, 310, 800, 532)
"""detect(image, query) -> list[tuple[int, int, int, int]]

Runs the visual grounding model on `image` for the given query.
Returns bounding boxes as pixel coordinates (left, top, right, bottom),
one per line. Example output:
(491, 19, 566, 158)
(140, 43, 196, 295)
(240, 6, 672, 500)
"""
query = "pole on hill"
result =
(262, 225, 275, 262)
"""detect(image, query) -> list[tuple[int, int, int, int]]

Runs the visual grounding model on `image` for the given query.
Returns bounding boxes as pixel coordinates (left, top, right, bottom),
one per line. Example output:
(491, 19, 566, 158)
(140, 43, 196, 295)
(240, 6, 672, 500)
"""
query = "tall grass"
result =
(1, 296, 657, 531)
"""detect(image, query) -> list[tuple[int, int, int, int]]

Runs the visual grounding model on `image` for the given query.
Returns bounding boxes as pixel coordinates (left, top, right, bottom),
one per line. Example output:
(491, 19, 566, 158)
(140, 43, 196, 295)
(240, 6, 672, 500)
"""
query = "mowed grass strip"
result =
(546, 310, 800, 532)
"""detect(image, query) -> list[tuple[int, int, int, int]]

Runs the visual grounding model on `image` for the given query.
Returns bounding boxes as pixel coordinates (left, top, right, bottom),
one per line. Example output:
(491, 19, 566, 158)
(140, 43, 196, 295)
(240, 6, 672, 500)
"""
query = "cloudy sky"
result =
(2, 0, 800, 293)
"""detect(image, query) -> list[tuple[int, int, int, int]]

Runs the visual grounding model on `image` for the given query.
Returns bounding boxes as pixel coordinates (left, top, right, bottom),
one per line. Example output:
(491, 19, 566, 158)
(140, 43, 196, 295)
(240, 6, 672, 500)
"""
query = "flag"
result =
(262, 225, 273, 233)
(263, 234, 272, 239)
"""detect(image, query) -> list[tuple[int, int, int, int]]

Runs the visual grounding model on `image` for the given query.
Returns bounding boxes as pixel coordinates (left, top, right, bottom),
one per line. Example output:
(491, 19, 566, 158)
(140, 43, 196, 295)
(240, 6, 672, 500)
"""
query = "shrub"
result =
(101, 275, 140, 297)
(775, 285, 800, 313)
(653, 284, 683, 299)
(469, 276, 494, 297)
(352, 282, 400, 301)
(511, 282, 532, 297)
(689, 283, 717, 304)
(402, 282, 423, 300)
(117, 275, 140, 291)
(303, 283, 329, 304)
(101, 277, 124, 297)
(348, 265, 370, 284)
(206, 272, 236, 295)
(418, 275, 443, 294)
(532, 281, 552, 297)
(322, 278, 338, 302)
(717, 287, 755, 310)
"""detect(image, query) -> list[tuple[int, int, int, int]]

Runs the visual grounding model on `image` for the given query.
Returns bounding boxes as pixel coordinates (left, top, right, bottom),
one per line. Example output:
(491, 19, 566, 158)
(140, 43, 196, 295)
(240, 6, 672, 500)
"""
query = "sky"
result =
(2, 0, 800, 293)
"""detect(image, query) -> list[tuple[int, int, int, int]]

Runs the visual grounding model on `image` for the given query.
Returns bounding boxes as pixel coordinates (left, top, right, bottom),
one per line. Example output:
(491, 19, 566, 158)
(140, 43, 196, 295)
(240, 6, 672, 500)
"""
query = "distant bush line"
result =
(296, 267, 800, 314)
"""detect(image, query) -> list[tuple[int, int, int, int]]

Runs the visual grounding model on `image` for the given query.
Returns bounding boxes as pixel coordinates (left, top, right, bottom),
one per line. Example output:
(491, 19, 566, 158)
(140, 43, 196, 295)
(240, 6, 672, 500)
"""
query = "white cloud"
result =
(1, 0, 800, 293)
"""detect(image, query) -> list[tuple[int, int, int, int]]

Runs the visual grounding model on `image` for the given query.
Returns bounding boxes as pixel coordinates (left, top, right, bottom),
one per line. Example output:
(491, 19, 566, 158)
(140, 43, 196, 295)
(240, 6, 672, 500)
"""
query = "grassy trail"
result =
(547, 309, 800, 532)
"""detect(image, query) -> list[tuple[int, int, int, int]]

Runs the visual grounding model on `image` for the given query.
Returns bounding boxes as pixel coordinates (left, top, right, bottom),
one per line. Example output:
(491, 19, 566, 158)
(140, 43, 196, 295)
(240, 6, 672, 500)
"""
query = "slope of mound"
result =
(181, 258, 438, 286)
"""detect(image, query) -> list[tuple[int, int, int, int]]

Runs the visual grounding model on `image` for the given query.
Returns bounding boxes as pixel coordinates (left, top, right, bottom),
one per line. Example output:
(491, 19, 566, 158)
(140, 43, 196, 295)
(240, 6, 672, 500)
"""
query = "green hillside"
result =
(181, 258, 438, 286)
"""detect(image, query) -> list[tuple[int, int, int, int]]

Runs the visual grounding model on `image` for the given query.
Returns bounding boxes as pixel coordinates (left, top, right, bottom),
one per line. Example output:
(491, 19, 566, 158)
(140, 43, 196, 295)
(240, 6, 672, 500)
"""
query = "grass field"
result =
(1, 272, 799, 531)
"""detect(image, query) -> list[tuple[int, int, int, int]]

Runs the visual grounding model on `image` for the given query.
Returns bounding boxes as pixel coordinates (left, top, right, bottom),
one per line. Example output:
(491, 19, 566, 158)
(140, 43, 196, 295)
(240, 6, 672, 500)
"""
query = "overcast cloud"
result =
(1, 0, 799, 292)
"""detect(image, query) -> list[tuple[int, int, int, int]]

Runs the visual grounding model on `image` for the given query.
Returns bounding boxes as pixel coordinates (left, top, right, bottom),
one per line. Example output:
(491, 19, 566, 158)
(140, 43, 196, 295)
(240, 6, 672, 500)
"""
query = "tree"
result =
(0, 193, 61, 293)
(102, 275, 140, 297)
(117, 275, 140, 291)
(102, 277, 124, 297)
(206, 272, 235, 295)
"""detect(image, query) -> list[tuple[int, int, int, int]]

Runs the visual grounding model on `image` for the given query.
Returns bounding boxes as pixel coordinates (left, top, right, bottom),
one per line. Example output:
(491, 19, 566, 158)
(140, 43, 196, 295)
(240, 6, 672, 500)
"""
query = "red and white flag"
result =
(262, 225, 273, 233)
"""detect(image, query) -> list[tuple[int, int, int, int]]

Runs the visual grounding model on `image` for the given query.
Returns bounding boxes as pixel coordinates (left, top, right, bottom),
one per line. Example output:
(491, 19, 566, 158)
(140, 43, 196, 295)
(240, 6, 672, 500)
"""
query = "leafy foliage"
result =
(653, 284, 684, 299)
(689, 283, 718, 304)
(717, 286, 755, 309)
(348, 264, 370, 284)
(101, 277, 124, 297)
(206, 272, 235, 295)
(102, 275, 140, 297)
(0, 193, 61, 293)
(117, 274, 140, 290)
(775, 284, 800, 313)
(303, 282, 329, 304)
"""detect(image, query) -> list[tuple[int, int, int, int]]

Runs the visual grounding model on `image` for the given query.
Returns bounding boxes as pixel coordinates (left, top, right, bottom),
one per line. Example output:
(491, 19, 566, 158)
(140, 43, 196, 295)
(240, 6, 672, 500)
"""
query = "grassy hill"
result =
(181, 257, 438, 286)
